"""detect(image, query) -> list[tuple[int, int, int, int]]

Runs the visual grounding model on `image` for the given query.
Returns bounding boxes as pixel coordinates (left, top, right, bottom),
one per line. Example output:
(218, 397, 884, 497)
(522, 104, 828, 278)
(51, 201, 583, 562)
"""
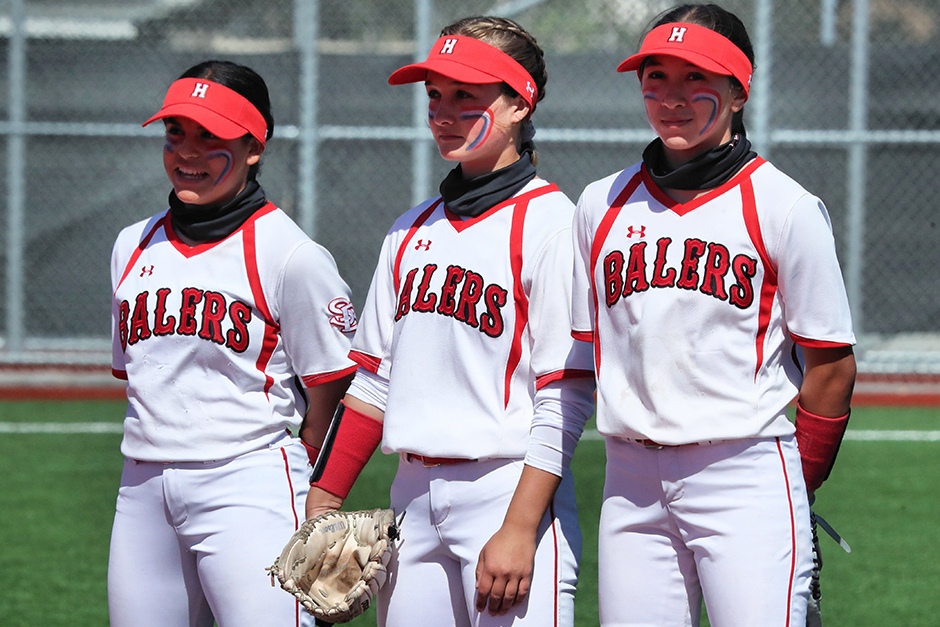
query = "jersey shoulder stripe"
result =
(115, 215, 166, 294)
(503, 183, 563, 407)
(393, 200, 442, 295)
(164, 202, 279, 259)
(640, 156, 767, 216)
(588, 170, 643, 374)
(739, 169, 779, 380)
(444, 181, 561, 233)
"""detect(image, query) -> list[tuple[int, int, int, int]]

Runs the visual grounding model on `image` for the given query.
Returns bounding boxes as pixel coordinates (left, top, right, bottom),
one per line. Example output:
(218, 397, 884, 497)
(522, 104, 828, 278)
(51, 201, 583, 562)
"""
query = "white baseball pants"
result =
(378, 456, 581, 627)
(107, 437, 313, 627)
(598, 435, 813, 627)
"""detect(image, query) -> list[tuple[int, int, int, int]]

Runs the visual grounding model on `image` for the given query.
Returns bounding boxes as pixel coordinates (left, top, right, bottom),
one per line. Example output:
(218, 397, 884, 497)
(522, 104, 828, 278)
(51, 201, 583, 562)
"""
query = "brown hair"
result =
(440, 16, 547, 164)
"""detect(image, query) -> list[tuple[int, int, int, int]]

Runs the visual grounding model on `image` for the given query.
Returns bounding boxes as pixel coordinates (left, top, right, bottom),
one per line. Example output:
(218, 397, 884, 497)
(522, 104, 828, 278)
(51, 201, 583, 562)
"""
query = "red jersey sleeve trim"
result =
(112, 368, 128, 381)
(301, 364, 358, 387)
(571, 330, 594, 343)
(349, 350, 382, 373)
(790, 334, 853, 348)
(535, 369, 595, 390)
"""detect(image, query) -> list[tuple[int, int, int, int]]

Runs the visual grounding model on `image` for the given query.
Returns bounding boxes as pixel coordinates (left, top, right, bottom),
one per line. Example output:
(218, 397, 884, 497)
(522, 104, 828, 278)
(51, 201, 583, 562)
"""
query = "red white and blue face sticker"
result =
(642, 87, 723, 137)
(206, 149, 234, 186)
(428, 105, 495, 152)
(691, 88, 721, 136)
(461, 108, 494, 150)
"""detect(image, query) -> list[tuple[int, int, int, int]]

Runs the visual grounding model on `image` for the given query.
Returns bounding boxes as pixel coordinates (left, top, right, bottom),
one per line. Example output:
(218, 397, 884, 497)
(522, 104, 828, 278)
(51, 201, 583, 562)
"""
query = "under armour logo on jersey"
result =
(328, 298, 358, 333)
(440, 38, 458, 54)
(626, 225, 646, 239)
(140, 265, 154, 277)
(668, 27, 688, 42)
(191, 82, 210, 99)
(414, 239, 432, 251)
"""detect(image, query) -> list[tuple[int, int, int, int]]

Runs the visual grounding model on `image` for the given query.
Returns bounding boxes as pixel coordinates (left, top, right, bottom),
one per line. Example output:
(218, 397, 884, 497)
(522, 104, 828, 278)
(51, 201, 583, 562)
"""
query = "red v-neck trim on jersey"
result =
(444, 181, 560, 233)
(641, 157, 767, 216)
(165, 202, 279, 258)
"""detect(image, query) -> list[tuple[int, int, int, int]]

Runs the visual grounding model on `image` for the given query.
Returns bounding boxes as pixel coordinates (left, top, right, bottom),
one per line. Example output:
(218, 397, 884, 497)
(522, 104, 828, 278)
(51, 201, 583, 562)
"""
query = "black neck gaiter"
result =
(642, 133, 757, 191)
(169, 180, 267, 243)
(439, 153, 537, 218)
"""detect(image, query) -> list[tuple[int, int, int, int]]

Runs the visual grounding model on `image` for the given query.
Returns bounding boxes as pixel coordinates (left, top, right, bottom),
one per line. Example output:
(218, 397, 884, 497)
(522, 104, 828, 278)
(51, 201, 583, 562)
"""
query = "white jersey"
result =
(111, 203, 358, 462)
(572, 158, 855, 444)
(351, 179, 594, 459)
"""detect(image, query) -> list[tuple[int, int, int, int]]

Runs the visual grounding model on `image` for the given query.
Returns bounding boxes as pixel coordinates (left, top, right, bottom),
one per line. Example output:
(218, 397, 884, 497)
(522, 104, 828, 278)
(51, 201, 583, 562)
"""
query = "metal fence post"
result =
(750, 0, 773, 159)
(846, 0, 870, 334)
(411, 0, 433, 207)
(5, 0, 26, 353)
(295, 0, 319, 237)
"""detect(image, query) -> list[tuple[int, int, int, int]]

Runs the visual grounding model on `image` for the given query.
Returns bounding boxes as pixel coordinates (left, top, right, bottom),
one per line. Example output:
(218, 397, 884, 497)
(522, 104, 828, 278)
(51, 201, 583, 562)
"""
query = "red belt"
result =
(404, 453, 474, 467)
(633, 438, 694, 450)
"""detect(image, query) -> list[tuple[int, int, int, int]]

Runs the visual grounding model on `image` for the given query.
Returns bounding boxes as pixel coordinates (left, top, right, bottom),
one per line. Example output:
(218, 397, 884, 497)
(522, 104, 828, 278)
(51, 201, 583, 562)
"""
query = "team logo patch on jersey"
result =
(328, 298, 358, 333)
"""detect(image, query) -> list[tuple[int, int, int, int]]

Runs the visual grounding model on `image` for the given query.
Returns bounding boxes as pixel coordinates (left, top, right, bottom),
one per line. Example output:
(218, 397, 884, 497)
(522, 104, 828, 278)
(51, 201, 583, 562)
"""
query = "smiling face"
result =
(640, 54, 746, 167)
(162, 117, 263, 206)
(425, 71, 530, 178)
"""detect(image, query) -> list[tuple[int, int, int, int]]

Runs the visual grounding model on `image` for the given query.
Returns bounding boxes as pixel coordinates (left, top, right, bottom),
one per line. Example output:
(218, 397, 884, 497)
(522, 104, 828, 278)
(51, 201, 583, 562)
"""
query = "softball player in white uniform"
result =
(108, 61, 356, 627)
(571, 5, 857, 626)
(304, 17, 595, 627)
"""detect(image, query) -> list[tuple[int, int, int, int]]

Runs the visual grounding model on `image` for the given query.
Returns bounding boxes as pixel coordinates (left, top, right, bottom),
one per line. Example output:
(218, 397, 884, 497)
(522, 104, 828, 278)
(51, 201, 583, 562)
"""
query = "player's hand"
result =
(474, 522, 537, 616)
(305, 485, 343, 520)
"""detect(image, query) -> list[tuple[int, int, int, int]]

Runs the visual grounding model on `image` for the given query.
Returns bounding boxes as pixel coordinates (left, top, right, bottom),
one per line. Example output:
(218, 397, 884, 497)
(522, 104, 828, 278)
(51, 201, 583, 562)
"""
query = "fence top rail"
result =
(1, 121, 938, 145)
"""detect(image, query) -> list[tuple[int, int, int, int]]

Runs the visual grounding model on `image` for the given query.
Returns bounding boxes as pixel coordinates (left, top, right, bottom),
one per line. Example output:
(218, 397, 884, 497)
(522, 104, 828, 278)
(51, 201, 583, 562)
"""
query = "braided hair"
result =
(440, 16, 547, 164)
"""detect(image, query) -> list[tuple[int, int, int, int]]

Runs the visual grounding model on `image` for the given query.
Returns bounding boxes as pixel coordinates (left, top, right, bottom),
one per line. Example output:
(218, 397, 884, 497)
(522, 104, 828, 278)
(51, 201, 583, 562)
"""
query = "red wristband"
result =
(794, 403, 850, 493)
(300, 439, 320, 466)
(311, 401, 383, 499)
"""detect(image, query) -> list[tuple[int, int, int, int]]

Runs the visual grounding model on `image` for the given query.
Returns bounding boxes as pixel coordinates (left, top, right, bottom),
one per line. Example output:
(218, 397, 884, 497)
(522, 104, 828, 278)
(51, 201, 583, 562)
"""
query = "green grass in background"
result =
(0, 402, 937, 626)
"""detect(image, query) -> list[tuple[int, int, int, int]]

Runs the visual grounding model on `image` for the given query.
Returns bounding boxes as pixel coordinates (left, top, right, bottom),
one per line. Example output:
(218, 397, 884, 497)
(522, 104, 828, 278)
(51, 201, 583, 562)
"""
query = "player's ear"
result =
(245, 136, 264, 166)
(509, 94, 531, 126)
(730, 82, 747, 113)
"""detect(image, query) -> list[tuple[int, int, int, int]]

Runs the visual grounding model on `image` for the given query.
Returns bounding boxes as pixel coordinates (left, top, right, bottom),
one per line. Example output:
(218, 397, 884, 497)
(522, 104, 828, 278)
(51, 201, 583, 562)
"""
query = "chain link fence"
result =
(1, 0, 938, 374)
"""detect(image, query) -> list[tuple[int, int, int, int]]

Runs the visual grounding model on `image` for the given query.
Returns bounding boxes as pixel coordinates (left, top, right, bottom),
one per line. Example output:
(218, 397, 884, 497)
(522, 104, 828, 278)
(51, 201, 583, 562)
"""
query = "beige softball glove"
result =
(267, 508, 399, 623)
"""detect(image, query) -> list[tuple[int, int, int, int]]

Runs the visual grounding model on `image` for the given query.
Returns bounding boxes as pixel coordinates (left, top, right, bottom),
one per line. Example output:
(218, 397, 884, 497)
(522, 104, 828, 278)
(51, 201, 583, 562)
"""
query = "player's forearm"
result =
(502, 465, 562, 533)
(343, 393, 386, 423)
(299, 374, 354, 447)
(798, 345, 856, 416)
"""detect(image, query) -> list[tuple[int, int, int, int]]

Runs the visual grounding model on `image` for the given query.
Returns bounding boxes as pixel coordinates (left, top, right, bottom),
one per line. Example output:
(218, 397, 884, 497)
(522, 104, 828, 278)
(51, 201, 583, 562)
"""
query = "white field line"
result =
(0, 423, 938, 441)
(578, 429, 940, 442)
(0, 422, 123, 433)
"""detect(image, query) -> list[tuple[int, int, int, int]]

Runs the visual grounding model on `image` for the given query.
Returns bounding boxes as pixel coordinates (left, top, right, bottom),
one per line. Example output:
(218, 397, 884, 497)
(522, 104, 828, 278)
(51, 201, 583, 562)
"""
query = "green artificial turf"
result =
(0, 402, 936, 626)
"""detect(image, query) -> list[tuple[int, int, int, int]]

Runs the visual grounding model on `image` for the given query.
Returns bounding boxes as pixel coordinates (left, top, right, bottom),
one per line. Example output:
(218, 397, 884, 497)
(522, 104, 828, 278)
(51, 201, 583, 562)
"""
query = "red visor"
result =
(618, 23, 753, 97)
(142, 77, 268, 146)
(389, 35, 538, 107)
